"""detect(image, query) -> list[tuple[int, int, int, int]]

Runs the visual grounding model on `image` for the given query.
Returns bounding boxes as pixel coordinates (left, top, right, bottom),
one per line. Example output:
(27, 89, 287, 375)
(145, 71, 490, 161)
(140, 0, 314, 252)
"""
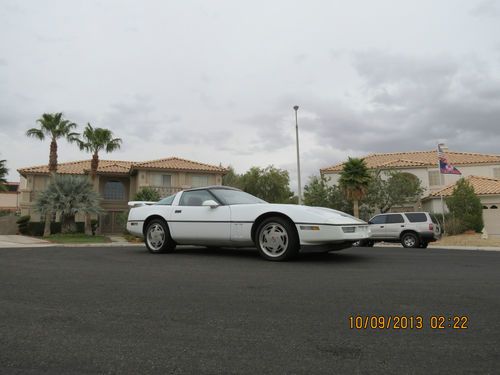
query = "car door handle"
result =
(380, 226, 384, 228)
(175, 210, 182, 213)
(400, 225, 405, 227)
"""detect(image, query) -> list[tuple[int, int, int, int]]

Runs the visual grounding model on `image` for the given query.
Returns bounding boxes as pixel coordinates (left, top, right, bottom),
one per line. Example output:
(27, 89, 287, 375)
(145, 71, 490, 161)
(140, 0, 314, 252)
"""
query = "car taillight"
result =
(429, 223, 434, 230)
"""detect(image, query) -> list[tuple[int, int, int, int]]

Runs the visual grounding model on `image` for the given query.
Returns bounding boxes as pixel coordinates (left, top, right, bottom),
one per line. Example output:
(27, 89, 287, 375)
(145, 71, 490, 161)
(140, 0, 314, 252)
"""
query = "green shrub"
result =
(445, 179, 483, 233)
(0, 209, 12, 217)
(443, 217, 466, 235)
(134, 187, 160, 202)
(16, 215, 30, 235)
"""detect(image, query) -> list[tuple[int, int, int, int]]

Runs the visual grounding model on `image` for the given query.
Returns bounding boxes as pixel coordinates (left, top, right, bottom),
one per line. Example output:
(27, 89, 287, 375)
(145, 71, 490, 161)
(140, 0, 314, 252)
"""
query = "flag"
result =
(437, 144, 461, 175)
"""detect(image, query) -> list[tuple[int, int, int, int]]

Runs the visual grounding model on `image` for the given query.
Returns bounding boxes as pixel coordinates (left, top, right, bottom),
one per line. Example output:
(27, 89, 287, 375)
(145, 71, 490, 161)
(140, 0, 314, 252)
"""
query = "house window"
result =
(428, 171, 443, 186)
(191, 175, 209, 187)
(494, 168, 500, 179)
(151, 174, 171, 187)
(103, 181, 125, 200)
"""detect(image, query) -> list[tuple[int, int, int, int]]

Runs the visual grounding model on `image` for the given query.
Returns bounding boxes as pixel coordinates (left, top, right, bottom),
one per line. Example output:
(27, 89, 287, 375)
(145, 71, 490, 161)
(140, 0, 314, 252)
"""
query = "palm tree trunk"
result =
(43, 212, 51, 237)
(49, 139, 58, 174)
(84, 152, 99, 235)
(353, 199, 360, 218)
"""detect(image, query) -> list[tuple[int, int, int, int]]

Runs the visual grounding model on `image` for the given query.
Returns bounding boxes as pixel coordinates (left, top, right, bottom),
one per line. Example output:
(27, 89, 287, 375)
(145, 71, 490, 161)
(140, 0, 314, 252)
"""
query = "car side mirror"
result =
(202, 200, 219, 208)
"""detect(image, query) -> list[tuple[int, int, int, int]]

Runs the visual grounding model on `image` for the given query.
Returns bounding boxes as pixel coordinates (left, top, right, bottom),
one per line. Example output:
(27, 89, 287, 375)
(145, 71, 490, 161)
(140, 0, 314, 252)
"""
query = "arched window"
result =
(482, 206, 489, 209)
(103, 181, 125, 200)
(490, 205, 498, 209)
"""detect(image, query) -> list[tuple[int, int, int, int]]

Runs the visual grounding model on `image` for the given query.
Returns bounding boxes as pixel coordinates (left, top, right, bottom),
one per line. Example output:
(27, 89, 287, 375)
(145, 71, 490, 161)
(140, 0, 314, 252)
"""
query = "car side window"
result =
(386, 214, 405, 224)
(405, 213, 427, 222)
(370, 215, 386, 224)
(179, 190, 217, 206)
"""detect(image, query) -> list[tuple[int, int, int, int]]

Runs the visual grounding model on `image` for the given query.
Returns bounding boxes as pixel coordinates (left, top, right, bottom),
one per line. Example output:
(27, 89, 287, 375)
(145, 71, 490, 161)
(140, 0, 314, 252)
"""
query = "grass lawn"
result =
(45, 233, 111, 244)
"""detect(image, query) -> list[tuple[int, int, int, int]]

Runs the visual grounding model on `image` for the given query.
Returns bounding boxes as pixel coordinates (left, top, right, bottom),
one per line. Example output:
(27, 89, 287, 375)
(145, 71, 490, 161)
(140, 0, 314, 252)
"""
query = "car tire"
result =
(419, 242, 428, 248)
(255, 217, 299, 261)
(401, 233, 419, 248)
(145, 219, 176, 254)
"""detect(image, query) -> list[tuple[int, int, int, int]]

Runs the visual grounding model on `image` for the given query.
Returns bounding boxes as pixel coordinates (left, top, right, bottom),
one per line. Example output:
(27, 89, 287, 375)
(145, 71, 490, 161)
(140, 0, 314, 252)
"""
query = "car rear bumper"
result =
(419, 231, 441, 242)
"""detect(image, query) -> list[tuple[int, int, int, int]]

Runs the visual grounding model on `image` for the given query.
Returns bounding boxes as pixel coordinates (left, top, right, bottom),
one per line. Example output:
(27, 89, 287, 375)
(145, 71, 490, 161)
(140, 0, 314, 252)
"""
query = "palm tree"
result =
(77, 123, 122, 234)
(338, 157, 372, 218)
(26, 113, 79, 236)
(26, 113, 79, 175)
(0, 159, 8, 191)
(34, 175, 102, 234)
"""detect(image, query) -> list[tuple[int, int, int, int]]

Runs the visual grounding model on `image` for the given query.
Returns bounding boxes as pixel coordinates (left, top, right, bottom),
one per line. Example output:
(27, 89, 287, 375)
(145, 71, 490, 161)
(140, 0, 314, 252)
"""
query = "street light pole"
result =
(294, 105, 302, 205)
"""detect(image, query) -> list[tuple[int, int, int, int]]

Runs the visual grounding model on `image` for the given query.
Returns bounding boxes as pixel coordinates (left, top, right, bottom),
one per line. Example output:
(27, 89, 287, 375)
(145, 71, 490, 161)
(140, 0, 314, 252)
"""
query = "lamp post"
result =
(293, 105, 302, 205)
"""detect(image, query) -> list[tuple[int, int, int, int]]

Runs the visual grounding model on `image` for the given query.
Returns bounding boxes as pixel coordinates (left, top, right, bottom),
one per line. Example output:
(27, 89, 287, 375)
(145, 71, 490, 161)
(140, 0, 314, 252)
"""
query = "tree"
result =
(446, 178, 483, 233)
(0, 159, 8, 191)
(26, 113, 79, 236)
(34, 175, 102, 234)
(338, 157, 372, 218)
(303, 175, 352, 213)
(239, 166, 294, 203)
(364, 171, 424, 213)
(222, 166, 242, 188)
(26, 113, 79, 175)
(76, 124, 122, 181)
(134, 187, 161, 202)
(76, 123, 122, 234)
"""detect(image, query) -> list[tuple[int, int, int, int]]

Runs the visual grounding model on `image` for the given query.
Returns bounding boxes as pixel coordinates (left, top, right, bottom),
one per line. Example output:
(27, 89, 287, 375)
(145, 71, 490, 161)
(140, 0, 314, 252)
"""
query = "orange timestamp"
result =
(348, 315, 469, 330)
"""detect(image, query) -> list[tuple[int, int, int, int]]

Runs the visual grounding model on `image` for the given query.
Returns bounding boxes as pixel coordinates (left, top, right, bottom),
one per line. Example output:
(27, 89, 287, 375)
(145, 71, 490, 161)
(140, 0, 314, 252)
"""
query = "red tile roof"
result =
(321, 150, 500, 173)
(18, 157, 227, 176)
(426, 175, 500, 198)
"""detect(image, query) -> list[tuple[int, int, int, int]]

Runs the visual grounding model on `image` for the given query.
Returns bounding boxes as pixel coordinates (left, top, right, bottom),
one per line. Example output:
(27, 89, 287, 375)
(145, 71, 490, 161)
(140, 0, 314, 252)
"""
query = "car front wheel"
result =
(256, 217, 299, 261)
(401, 233, 419, 248)
(145, 219, 176, 254)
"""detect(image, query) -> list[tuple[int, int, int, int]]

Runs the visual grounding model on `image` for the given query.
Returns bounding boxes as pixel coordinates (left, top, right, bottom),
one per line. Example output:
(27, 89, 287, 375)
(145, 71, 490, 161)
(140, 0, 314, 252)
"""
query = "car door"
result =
(384, 214, 406, 239)
(168, 189, 231, 244)
(369, 214, 388, 239)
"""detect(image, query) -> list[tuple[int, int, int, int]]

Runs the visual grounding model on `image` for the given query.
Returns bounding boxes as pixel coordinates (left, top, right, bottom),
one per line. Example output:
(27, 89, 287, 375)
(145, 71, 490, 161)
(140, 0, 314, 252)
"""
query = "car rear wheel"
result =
(401, 233, 419, 248)
(419, 242, 428, 248)
(256, 217, 299, 261)
(145, 219, 176, 253)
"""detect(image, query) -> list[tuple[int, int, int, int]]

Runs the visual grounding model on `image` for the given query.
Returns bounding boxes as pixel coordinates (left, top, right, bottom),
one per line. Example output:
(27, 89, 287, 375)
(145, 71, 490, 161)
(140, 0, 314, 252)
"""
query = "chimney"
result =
(439, 143, 449, 152)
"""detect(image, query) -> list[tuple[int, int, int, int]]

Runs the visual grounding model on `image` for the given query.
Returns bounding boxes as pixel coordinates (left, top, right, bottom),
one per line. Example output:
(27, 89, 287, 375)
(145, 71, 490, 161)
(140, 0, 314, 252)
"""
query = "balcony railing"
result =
(149, 186, 185, 198)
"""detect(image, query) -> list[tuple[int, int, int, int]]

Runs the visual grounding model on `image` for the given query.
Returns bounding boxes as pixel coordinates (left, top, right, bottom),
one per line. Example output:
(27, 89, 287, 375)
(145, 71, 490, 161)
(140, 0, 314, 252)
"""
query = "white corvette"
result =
(127, 186, 371, 261)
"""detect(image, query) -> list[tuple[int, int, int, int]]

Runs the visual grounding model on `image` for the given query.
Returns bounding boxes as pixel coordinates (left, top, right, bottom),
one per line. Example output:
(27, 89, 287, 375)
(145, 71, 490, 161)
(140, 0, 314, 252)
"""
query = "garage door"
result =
(483, 206, 500, 236)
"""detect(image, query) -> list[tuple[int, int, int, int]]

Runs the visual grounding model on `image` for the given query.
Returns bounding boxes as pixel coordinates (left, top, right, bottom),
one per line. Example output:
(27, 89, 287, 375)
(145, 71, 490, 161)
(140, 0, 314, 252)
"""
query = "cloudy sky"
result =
(1, 0, 499, 190)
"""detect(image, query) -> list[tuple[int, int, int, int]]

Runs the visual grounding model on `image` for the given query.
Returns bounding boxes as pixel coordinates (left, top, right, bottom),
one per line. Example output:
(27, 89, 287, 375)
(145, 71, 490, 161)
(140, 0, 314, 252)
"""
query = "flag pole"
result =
(437, 144, 446, 234)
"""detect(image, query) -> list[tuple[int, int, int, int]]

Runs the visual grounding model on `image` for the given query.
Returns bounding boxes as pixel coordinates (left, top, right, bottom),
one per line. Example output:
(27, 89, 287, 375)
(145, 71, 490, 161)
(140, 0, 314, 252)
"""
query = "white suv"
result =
(360, 212, 441, 248)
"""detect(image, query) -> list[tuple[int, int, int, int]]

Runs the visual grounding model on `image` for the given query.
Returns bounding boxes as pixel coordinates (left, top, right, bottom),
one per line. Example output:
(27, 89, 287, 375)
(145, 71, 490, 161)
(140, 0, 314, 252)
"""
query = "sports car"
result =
(127, 186, 371, 261)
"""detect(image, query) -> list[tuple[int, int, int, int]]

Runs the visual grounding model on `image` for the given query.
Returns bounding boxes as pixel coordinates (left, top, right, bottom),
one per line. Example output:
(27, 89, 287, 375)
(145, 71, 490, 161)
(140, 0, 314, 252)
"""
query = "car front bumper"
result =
(296, 224, 371, 246)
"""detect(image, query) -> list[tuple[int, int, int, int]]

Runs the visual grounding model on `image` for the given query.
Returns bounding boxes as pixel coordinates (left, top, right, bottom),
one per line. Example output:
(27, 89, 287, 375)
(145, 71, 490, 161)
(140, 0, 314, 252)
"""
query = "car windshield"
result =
(210, 189, 267, 205)
(156, 194, 176, 205)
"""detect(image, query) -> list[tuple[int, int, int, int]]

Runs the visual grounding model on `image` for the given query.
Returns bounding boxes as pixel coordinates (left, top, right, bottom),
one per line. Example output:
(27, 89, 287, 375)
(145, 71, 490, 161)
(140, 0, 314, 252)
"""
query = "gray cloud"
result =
(470, 0, 500, 17)
(301, 50, 500, 161)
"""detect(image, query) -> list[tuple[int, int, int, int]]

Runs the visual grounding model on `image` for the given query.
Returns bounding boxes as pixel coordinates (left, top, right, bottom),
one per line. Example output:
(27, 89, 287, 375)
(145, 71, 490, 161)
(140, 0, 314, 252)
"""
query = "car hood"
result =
(266, 204, 367, 225)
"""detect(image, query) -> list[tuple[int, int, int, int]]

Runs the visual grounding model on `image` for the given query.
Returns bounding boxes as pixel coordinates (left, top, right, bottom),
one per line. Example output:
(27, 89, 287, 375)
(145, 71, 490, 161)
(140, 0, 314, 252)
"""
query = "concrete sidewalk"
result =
(0, 235, 143, 248)
(0, 235, 54, 248)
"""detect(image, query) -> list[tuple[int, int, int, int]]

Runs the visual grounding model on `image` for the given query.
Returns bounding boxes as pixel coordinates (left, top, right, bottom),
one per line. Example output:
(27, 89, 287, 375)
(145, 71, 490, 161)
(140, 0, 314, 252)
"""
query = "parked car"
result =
(359, 212, 441, 248)
(127, 186, 371, 261)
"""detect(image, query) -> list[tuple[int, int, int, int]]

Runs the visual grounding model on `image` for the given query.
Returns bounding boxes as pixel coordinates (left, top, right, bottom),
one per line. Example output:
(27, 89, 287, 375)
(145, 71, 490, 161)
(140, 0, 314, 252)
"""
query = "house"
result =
(320, 146, 500, 235)
(17, 157, 228, 233)
(0, 182, 20, 212)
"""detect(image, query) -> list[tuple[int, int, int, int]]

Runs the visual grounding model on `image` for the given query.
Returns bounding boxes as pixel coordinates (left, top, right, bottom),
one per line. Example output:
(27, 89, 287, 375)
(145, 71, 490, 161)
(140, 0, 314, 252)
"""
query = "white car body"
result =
(127, 186, 370, 259)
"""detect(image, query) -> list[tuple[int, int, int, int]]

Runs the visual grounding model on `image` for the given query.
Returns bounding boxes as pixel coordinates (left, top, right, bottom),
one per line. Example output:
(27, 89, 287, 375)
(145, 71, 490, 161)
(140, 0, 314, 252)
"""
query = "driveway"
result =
(0, 246, 499, 374)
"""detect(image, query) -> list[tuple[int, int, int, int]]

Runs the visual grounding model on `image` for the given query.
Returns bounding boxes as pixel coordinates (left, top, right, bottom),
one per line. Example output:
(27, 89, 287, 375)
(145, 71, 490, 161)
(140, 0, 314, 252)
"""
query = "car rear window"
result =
(405, 213, 427, 222)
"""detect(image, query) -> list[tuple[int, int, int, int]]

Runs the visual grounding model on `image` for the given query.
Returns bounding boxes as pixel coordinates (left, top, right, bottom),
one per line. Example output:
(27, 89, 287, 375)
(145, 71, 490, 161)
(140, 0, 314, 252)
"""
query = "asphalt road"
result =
(0, 245, 499, 375)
